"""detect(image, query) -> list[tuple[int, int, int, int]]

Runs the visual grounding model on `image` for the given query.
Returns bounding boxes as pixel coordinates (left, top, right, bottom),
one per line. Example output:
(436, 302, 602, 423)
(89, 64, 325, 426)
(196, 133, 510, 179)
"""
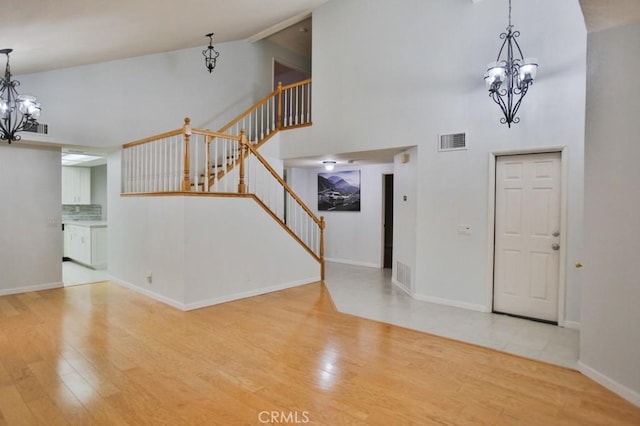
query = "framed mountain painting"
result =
(317, 170, 361, 212)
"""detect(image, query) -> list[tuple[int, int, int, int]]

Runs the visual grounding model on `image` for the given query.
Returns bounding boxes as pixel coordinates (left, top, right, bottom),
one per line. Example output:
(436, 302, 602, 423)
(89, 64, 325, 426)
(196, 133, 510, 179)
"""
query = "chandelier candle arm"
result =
(0, 48, 42, 143)
(483, 0, 538, 127)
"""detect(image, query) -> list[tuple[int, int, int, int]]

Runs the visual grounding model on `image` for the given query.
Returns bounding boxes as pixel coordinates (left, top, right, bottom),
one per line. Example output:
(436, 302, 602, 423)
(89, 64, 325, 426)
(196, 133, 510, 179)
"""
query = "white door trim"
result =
(485, 146, 569, 326)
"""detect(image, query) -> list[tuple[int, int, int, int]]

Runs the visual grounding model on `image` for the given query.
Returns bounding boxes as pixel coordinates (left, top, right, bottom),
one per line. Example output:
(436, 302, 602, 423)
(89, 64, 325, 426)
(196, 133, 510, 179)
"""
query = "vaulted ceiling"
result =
(1, 0, 638, 75)
(579, 0, 640, 32)
(0, 0, 327, 75)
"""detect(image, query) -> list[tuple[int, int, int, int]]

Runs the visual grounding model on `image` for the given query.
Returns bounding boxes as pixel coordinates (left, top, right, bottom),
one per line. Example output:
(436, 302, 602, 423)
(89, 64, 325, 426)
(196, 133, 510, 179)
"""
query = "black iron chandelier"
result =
(484, 0, 538, 127)
(202, 33, 220, 73)
(0, 48, 41, 143)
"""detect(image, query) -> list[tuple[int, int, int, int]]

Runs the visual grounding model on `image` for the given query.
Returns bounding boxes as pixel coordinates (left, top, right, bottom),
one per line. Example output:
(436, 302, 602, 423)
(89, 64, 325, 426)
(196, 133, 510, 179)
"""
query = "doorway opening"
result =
(273, 59, 311, 89)
(61, 149, 109, 286)
(383, 174, 394, 269)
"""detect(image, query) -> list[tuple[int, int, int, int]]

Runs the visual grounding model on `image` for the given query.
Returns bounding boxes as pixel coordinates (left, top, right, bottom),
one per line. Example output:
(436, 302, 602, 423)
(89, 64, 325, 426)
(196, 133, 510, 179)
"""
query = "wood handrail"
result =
(191, 128, 242, 141)
(122, 79, 312, 149)
(122, 128, 183, 148)
(217, 79, 312, 134)
(281, 79, 312, 91)
(218, 89, 279, 134)
(249, 194, 321, 263)
(242, 140, 322, 226)
(121, 123, 240, 149)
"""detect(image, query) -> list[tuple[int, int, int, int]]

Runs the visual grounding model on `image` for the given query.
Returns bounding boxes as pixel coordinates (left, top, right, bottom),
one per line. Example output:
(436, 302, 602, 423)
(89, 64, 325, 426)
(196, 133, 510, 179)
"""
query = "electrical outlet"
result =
(146, 272, 153, 284)
(457, 225, 472, 235)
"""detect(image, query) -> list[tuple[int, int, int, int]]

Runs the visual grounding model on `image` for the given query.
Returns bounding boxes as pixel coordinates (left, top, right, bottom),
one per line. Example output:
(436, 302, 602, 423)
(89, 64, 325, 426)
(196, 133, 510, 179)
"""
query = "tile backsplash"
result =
(62, 204, 103, 222)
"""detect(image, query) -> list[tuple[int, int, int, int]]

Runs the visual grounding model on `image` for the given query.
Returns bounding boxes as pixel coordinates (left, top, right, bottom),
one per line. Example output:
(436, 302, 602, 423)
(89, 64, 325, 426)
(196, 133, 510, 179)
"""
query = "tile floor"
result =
(62, 260, 110, 286)
(323, 262, 580, 369)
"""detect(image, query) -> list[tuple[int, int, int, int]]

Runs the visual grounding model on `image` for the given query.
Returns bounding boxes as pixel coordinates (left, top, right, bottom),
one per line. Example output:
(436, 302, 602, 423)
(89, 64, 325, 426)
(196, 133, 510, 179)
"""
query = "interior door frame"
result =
(485, 146, 569, 326)
(271, 58, 311, 90)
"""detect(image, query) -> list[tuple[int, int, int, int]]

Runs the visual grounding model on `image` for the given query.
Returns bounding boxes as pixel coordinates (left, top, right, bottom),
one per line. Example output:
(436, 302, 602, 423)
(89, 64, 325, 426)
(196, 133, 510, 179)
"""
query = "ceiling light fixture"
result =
(0, 49, 42, 143)
(203, 33, 220, 73)
(484, 0, 538, 127)
(323, 161, 336, 171)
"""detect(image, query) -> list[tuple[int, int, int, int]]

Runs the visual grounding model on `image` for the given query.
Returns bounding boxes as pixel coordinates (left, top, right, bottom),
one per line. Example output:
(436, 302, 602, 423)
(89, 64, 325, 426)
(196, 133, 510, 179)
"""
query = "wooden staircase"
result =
(120, 79, 324, 278)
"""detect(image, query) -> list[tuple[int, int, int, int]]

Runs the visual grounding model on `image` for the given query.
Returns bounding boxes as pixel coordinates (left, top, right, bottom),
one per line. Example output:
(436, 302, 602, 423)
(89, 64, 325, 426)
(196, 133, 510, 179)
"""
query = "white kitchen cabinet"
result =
(62, 166, 91, 204)
(64, 223, 107, 269)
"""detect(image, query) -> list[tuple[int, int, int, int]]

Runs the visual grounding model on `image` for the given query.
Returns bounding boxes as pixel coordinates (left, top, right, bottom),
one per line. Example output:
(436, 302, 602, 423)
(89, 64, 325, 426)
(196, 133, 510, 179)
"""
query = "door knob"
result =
(552, 243, 560, 251)
(552, 231, 560, 237)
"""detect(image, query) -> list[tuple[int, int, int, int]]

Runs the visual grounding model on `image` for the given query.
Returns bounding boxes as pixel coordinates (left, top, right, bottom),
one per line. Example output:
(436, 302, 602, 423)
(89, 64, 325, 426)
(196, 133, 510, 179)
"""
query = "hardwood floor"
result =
(0, 282, 638, 425)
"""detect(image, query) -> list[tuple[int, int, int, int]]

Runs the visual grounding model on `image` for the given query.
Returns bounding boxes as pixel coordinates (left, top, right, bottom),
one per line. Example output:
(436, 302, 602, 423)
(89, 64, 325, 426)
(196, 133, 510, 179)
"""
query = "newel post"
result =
(182, 117, 192, 191)
(276, 82, 283, 130)
(238, 129, 247, 194)
(320, 216, 326, 281)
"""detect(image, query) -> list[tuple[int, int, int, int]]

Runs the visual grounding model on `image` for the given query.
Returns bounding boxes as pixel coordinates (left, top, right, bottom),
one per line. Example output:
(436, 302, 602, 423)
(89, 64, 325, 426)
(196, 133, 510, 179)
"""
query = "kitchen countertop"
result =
(64, 221, 107, 228)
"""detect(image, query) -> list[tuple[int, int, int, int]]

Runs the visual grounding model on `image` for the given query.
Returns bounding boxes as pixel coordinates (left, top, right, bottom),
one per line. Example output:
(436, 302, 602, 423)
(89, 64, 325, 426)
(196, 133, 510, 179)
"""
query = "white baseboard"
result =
(184, 277, 319, 311)
(391, 278, 413, 296)
(325, 258, 380, 268)
(110, 278, 187, 311)
(413, 293, 489, 313)
(0, 281, 63, 296)
(563, 320, 581, 330)
(110, 276, 320, 312)
(578, 361, 640, 407)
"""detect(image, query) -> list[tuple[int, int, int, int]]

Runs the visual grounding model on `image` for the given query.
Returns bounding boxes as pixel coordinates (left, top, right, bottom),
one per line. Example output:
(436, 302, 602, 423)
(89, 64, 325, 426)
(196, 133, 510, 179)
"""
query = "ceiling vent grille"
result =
(439, 132, 467, 152)
(23, 122, 49, 135)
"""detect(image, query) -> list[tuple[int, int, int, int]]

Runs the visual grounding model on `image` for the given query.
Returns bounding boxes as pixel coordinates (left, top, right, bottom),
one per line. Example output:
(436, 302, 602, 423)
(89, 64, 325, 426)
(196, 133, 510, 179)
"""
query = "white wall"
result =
(280, 0, 586, 320)
(17, 40, 301, 149)
(0, 144, 62, 294)
(91, 164, 108, 219)
(288, 163, 394, 267)
(263, 40, 312, 89)
(393, 148, 418, 291)
(109, 152, 319, 309)
(11, 41, 305, 145)
(580, 22, 640, 405)
(182, 197, 319, 307)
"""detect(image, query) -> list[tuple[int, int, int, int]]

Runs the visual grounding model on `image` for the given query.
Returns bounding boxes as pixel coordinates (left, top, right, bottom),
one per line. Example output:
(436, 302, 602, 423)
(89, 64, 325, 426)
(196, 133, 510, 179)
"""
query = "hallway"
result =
(324, 262, 580, 369)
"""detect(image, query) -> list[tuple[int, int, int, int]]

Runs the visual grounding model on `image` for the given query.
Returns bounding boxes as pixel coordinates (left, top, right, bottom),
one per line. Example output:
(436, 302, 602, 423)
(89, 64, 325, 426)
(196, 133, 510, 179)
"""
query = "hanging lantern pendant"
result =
(203, 33, 220, 74)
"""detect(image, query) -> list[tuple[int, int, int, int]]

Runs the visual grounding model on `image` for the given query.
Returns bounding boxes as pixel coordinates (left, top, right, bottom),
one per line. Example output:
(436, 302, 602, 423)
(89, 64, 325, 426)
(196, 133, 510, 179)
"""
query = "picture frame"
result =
(317, 170, 361, 212)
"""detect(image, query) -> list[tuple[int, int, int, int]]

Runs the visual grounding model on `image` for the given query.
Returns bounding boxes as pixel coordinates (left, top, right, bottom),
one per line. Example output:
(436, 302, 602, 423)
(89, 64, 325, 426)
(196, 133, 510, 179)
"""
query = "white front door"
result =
(494, 152, 561, 322)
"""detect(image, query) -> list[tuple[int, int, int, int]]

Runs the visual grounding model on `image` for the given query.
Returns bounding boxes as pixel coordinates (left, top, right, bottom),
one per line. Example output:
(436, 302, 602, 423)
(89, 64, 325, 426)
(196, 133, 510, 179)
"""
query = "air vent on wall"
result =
(439, 132, 467, 152)
(23, 122, 49, 135)
(396, 261, 412, 293)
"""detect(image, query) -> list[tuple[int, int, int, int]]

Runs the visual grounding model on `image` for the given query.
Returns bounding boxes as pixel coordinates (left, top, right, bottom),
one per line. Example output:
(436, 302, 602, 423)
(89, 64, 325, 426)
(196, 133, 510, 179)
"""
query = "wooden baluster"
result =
(295, 85, 299, 125)
(238, 130, 247, 194)
(320, 216, 326, 281)
(205, 135, 211, 192)
(182, 117, 192, 191)
(289, 87, 293, 126)
(276, 82, 283, 130)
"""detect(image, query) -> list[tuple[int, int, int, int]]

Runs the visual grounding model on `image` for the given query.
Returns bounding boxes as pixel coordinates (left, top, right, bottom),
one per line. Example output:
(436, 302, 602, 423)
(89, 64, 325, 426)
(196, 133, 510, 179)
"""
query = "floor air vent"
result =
(396, 261, 412, 293)
(23, 122, 49, 135)
(439, 132, 467, 151)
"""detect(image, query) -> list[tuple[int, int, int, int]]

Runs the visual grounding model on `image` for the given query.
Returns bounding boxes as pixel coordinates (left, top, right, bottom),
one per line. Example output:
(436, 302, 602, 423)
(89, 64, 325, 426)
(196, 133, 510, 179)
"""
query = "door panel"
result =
(494, 152, 561, 322)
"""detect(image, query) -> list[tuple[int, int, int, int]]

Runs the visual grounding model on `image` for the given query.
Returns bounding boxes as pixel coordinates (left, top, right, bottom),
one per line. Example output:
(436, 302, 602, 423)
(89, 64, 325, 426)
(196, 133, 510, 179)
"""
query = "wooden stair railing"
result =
(236, 132, 325, 279)
(208, 79, 312, 188)
(120, 79, 322, 277)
